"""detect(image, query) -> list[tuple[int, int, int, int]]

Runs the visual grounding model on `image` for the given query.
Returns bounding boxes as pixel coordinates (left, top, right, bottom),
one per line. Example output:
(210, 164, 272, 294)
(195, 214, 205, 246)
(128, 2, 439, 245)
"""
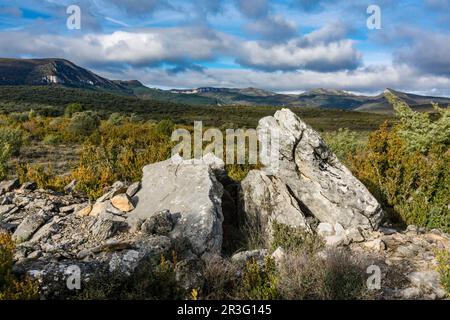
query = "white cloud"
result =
(236, 39, 362, 72)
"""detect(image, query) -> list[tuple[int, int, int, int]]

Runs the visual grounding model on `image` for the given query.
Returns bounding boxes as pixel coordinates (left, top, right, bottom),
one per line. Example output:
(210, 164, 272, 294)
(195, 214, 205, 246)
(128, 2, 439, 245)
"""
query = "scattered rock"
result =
(0, 179, 19, 195)
(126, 182, 141, 198)
(19, 182, 37, 192)
(317, 223, 334, 237)
(111, 194, 135, 212)
(64, 180, 77, 194)
(89, 202, 108, 217)
(407, 271, 447, 299)
(271, 247, 286, 265)
(90, 214, 125, 241)
(75, 204, 92, 217)
(231, 249, 268, 266)
(13, 211, 48, 243)
(363, 239, 386, 252)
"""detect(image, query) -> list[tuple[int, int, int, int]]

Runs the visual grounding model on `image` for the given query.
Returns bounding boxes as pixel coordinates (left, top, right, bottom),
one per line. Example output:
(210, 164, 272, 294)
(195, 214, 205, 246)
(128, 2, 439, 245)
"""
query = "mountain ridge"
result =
(1, 58, 449, 113)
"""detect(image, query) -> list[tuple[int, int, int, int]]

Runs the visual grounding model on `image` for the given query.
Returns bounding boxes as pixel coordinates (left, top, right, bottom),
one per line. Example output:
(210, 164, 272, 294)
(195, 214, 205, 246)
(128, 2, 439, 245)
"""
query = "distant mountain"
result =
(1, 58, 449, 113)
(0, 58, 128, 93)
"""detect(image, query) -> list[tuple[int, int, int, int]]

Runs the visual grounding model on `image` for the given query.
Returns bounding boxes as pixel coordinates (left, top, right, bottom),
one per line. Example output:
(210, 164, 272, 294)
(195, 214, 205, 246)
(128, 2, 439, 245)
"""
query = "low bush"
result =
(277, 248, 373, 300)
(350, 95, 450, 231)
(0, 232, 39, 300)
(64, 102, 84, 118)
(435, 249, 450, 297)
(240, 257, 279, 300)
(74, 256, 183, 300)
(67, 111, 100, 136)
(271, 222, 323, 253)
(323, 128, 367, 166)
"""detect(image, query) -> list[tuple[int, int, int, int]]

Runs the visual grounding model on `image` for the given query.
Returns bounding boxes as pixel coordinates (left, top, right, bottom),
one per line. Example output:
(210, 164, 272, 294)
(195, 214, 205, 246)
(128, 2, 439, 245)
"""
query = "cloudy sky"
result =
(1, 0, 450, 95)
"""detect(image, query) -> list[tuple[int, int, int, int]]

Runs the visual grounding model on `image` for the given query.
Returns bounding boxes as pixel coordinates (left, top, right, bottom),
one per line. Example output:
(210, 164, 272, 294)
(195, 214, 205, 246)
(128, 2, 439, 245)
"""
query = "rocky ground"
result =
(0, 109, 448, 300)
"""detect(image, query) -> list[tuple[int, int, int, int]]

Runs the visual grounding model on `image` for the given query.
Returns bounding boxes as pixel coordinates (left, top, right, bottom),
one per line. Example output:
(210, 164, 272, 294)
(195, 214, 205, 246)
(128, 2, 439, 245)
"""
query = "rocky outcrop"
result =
(240, 170, 311, 236)
(130, 155, 224, 256)
(241, 109, 383, 241)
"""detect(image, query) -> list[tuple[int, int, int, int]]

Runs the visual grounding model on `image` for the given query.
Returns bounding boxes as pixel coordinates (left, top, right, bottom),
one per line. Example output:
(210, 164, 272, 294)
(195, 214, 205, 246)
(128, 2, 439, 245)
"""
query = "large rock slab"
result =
(130, 156, 224, 255)
(241, 170, 310, 236)
(255, 109, 383, 232)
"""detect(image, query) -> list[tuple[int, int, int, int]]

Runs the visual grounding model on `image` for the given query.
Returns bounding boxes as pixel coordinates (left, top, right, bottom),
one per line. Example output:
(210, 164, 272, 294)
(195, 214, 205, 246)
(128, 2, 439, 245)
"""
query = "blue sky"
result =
(1, 0, 450, 95)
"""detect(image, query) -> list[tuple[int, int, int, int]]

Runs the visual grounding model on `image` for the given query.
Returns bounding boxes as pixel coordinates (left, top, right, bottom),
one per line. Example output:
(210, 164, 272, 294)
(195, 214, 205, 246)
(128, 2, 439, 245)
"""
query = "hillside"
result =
(1, 58, 449, 112)
(0, 86, 392, 131)
(0, 58, 129, 93)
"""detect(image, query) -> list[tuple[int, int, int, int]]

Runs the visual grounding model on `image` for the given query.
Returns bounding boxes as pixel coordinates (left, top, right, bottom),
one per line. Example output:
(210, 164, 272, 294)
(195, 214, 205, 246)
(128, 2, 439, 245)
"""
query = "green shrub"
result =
(277, 248, 373, 300)
(156, 119, 175, 136)
(435, 249, 450, 297)
(271, 222, 323, 253)
(74, 256, 183, 300)
(67, 111, 100, 136)
(386, 93, 449, 153)
(323, 128, 367, 166)
(64, 102, 84, 118)
(351, 96, 450, 232)
(108, 113, 124, 126)
(43, 134, 60, 145)
(8, 112, 30, 123)
(0, 127, 26, 156)
(0, 232, 39, 300)
(240, 257, 279, 300)
(71, 121, 173, 199)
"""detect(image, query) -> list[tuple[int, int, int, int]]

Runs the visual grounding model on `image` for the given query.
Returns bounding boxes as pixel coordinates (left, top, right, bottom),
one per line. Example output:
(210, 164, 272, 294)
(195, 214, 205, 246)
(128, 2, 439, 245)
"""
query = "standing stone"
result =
(130, 156, 224, 255)
(241, 170, 310, 237)
(257, 109, 383, 232)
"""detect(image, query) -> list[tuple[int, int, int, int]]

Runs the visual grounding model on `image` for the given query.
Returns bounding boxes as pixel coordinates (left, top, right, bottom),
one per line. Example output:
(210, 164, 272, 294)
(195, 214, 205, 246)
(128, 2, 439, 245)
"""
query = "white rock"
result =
(131, 155, 224, 255)
(317, 223, 334, 237)
(257, 109, 384, 232)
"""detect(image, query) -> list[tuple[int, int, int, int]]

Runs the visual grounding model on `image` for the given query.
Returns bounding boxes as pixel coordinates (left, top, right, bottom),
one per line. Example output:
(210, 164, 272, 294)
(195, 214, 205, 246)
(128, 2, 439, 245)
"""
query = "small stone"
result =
(76, 204, 93, 217)
(64, 180, 77, 194)
(19, 182, 37, 192)
(317, 223, 334, 237)
(0, 179, 19, 195)
(0, 195, 13, 205)
(364, 239, 386, 252)
(401, 287, 421, 299)
(346, 227, 365, 243)
(140, 210, 174, 235)
(0, 204, 16, 216)
(324, 234, 348, 247)
(334, 223, 346, 236)
(271, 247, 286, 265)
(111, 194, 135, 212)
(379, 226, 397, 235)
(13, 213, 47, 243)
(407, 271, 446, 299)
(59, 204, 78, 213)
(89, 202, 108, 217)
(27, 250, 42, 260)
(231, 249, 268, 266)
(405, 225, 419, 235)
(90, 214, 123, 241)
(126, 182, 141, 198)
